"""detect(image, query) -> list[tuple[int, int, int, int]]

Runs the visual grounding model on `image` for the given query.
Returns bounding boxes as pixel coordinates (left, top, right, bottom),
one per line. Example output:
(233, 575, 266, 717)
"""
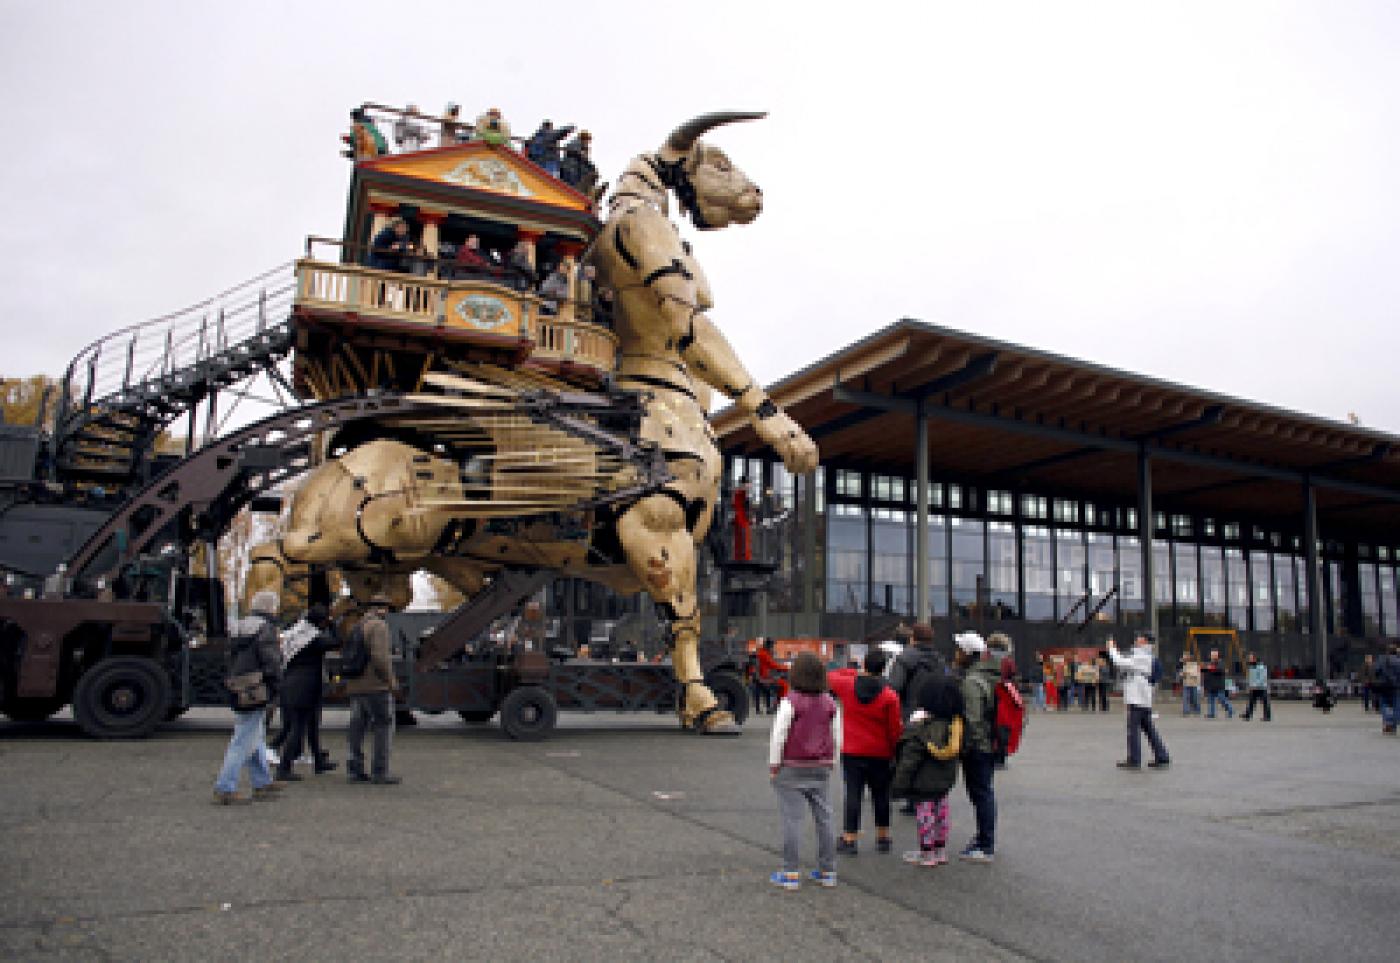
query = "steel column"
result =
(1303, 480, 1328, 678)
(801, 470, 817, 616)
(1138, 445, 1156, 639)
(915, 402, 930, 624)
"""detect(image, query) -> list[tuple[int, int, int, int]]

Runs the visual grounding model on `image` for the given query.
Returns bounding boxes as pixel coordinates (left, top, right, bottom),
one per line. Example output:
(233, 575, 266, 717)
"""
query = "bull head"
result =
(656, 111, 766, 230)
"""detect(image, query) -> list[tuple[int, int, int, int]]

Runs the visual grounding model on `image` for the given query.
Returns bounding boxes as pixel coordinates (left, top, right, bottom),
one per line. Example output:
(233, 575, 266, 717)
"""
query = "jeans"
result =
(1182, 686, 1201, 715)
(1057, 685, 1071, 710)
(774, 767, 836, 873)
(1080, 684, 1094, 711)
(1206, 690, 1234, 718)
(1126, 705, 1170, 766)
(1379, 693, 1397, 729)
(960, 751, 997, 854)
(1243, 689, 1272, 721)
(215, 709, 274, 793)
(347, 691, 395, 777)
(1032, 682, 1046, 711)
(840, 754, 893, 835)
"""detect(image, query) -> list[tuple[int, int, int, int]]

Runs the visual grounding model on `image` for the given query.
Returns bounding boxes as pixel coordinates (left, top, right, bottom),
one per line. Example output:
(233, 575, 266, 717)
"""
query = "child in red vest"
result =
(768, 652, 842, 890)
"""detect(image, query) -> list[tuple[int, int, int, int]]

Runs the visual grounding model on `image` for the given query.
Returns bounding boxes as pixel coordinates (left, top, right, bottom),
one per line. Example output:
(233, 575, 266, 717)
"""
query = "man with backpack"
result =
(1108, 631, 1170, 771)
(954, 631, 1001, 863)
(343, 595, 401, 785)
(213, 590, 285, 805)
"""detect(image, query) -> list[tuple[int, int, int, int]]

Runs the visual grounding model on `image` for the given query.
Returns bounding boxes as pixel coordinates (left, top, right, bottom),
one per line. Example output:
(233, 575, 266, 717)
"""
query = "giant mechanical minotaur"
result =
(248, 112, 817, 733)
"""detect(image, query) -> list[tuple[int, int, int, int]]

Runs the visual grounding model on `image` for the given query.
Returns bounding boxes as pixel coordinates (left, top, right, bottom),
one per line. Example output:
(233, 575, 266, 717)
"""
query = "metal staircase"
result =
(52, 263, 298, 490)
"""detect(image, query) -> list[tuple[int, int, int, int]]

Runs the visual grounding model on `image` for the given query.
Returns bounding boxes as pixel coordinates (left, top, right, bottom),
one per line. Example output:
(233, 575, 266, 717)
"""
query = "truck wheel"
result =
(72, 657, 171, 739)
(498, 685, 556, 741)
(704, 671, 750, 726)
(2, 696, 67, 722)
(458, 709, 496, 724)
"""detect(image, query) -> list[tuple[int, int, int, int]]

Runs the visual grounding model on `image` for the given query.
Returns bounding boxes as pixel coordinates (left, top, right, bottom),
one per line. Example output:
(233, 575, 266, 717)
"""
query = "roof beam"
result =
(911, 351, 998, 398)
(830, 385, 1400, 503)
(1133, 404, 1225, 442)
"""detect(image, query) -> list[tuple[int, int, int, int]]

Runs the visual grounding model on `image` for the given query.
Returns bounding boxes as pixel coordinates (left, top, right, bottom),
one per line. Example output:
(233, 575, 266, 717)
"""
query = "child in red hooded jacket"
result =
(828, 648, 903, 855)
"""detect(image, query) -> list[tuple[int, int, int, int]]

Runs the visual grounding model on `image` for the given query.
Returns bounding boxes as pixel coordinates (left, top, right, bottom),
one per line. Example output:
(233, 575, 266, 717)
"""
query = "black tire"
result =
(2, 696, 67, 723)
(705, 671, 750, 726)
(164, 704, 190, 721)
(72, 657, 171, 739)
(458, 709, 497, 724)
(498, 685, 557, 741)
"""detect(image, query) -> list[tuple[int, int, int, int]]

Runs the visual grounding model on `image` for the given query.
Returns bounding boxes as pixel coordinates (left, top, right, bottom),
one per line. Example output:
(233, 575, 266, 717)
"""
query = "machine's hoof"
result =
(693, 708, 741, 736)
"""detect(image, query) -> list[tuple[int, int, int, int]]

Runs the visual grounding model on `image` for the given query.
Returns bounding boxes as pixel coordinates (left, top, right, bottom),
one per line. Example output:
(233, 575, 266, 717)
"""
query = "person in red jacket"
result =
(755, 638, 787, 714)
(732, 479, 753, 561)
(829, 648, 903, 855)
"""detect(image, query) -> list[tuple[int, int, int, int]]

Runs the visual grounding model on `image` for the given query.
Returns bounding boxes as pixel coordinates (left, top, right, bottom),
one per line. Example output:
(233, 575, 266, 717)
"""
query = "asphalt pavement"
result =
(1, 698, 1396, 961)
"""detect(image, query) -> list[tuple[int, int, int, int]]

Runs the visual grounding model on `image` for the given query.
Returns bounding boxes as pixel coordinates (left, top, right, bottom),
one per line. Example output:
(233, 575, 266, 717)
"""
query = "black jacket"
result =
(280, 629, 338, 709)
(888, 645, 946, 719)
(1202, 660, 1227, 694)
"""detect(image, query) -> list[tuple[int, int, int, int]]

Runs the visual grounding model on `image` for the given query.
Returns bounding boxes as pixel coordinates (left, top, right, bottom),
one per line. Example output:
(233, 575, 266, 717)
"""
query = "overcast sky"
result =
(2, 0, 1397, 431)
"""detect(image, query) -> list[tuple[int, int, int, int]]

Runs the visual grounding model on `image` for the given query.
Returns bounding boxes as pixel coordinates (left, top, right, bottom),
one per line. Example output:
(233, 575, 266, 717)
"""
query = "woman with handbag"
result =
(213, 590, 285, 805)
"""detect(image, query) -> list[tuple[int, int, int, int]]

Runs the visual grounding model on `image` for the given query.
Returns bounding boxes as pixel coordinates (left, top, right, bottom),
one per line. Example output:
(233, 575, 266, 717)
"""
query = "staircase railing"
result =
(55, 262, 298, 434)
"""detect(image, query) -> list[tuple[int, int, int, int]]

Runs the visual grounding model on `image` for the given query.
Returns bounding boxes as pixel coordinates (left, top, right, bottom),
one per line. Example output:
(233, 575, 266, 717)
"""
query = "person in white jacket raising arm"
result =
(1108, 632, 1171, 771)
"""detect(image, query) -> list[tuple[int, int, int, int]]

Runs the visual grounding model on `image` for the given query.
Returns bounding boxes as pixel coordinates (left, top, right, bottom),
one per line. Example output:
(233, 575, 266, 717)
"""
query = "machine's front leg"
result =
(616, 494, 737, 734)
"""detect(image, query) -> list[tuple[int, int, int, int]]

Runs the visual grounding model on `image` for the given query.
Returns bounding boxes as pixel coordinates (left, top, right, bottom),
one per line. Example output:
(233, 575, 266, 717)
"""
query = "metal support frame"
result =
(801, 470, 817, 617)
(915, 402, 930, 623)
(1303, 480, 1328, 677)
(1138, 445, 1157, 639)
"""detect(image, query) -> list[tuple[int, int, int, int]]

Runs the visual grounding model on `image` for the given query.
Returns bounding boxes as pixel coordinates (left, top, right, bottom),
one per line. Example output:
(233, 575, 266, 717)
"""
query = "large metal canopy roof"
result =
(714, 319, 1400, 538)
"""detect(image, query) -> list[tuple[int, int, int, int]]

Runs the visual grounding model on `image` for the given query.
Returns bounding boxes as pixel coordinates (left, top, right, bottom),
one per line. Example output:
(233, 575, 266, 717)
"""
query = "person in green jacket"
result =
(1242, 652, 1272, 722)
(955, 632, 1002, 863)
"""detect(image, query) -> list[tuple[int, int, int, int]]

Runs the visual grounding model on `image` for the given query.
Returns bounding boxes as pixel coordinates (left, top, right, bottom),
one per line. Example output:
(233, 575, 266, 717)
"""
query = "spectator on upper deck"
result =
(368, 218, 414, 273)
(394, 104, 430, 152)
(539, 263, 570, 313)
(591, 284, 615, 329)
(505, 241, 534, 292)
(475, 107, 512, 147)
(453, 234, 498, 281)
(439, 103, 468, 146)
(560, 131, 598, 193)
(526, 120, 575, 177)
(346, 108, 386, 160)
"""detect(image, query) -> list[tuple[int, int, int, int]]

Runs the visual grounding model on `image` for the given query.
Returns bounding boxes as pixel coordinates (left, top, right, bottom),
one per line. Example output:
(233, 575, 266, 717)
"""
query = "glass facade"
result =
(724, 455, 1399, 639)
(950, 517, 986, 616)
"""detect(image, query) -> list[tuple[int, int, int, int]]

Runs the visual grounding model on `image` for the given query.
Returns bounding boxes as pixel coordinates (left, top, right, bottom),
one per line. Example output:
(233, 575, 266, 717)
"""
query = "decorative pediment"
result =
(362, 142, 591, 213)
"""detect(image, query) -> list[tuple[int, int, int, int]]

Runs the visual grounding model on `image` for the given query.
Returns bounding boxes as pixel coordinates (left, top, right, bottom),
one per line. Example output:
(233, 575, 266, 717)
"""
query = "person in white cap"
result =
(953, 631, 1000, 862)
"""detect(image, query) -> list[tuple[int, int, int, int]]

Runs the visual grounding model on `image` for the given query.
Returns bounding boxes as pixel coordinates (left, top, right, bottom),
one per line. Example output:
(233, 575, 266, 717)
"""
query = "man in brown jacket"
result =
(345, 595, 401, 785)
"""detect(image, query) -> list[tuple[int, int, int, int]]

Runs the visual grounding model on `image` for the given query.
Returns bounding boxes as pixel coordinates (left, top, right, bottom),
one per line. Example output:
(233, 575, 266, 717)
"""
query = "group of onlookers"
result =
(1029, 652, 1112, 711)
(765, 623, 1014, 890)
(212, 591, 401, 804)
(364, 219, 614, 326)
(345, 104, 599, 194)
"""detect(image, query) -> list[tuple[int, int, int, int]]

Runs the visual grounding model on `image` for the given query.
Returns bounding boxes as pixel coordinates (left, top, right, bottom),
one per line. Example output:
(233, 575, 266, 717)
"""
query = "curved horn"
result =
(659, 110, 767, 161)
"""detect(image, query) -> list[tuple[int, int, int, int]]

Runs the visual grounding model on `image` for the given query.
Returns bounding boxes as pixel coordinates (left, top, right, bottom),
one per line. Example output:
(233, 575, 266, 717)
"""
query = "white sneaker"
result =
(265, 750, 280, 766)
